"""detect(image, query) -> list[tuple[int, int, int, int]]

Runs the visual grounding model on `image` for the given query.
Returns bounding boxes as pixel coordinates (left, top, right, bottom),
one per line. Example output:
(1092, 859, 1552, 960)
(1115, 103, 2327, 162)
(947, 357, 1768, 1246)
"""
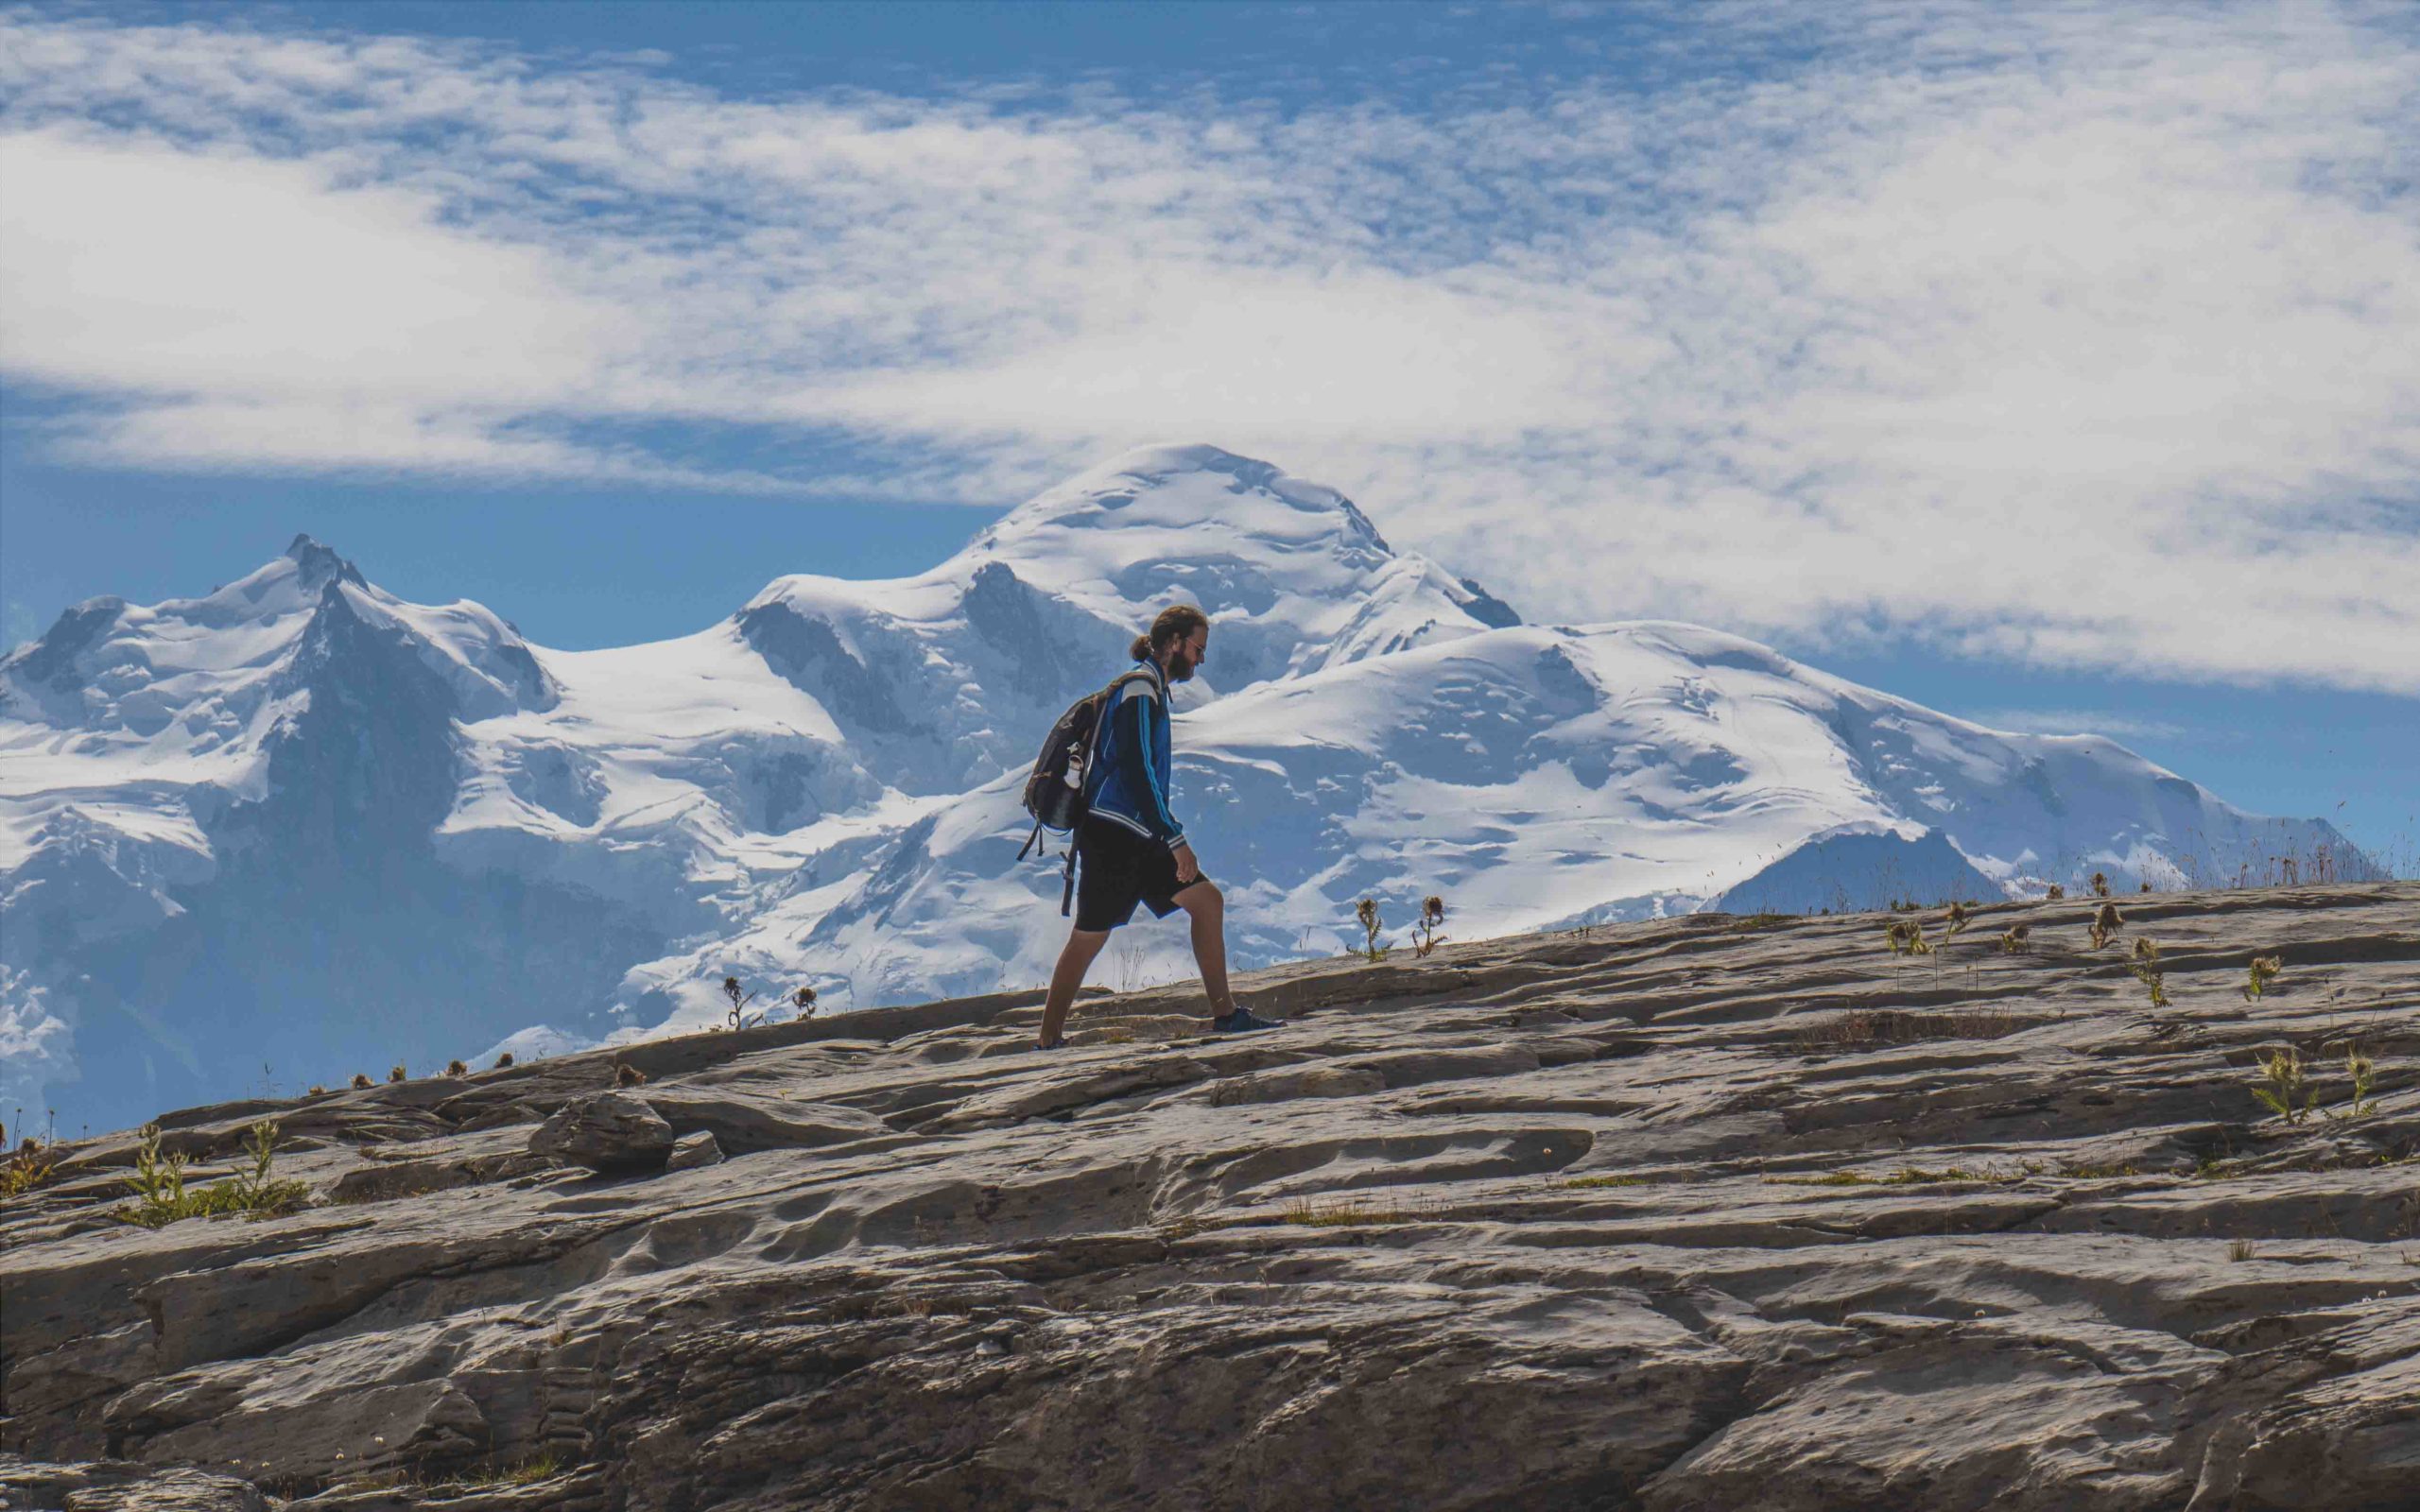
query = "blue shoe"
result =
(1212, 1005, 1283, 1034)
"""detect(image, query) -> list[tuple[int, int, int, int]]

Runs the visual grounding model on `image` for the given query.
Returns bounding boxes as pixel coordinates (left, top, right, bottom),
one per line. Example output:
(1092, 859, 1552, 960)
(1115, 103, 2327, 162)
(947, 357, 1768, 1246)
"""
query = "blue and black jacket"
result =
(1084, 657, 1184, 849)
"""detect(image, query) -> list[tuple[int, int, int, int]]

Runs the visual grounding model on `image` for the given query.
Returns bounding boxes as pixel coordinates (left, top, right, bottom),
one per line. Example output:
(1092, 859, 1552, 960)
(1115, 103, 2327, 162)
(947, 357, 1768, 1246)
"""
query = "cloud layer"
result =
(2, 4, 2415, 687)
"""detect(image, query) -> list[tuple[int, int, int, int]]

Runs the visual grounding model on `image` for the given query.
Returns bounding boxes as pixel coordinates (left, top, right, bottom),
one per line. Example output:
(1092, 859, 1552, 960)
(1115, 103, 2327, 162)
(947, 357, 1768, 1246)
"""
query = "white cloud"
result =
(0, 4, 2415, 688)
(1959, 709, 2190, 742)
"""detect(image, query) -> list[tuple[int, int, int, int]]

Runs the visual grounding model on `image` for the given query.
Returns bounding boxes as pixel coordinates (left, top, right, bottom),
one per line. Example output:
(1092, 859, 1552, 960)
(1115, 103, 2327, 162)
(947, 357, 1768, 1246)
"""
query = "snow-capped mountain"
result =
(0, 445, 2374, 1136)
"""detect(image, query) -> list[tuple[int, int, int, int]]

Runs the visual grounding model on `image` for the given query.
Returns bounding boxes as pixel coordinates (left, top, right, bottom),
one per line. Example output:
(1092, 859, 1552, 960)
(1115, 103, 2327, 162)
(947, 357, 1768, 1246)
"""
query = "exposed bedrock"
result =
(2, 884, 2414, 1510)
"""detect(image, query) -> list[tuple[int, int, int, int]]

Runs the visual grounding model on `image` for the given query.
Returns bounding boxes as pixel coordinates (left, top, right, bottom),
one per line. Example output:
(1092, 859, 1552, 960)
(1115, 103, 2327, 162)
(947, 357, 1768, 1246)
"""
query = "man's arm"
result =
(1113, 685, 1185, 850)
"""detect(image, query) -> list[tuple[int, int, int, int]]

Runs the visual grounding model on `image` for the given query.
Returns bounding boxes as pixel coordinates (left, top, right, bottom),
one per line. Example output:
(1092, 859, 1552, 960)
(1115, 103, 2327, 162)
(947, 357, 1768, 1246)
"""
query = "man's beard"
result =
(1167, 649, 1199, 681)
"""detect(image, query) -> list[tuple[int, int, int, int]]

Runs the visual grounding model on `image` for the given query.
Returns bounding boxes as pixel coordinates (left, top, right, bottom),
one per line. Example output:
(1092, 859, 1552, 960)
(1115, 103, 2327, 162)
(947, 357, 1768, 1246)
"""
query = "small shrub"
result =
(2243, 954, 2283, 1001)
(350, 1072, 373, 1091)
(2128, 937, 2169, 1007)
(2227, 1238, 2256, 1262)
(388, 1064, 407, 1083)
(1354, 898, 1389, 962)
(2140, 880, 2153, 893)
(1411, 895, 1449, 958)
(2251, 1047, 2317, 1125)
(615, 1061, 648, 1088)
(494, 1052, 515, 1069)
(306, 1084, 329, 1097)
(1944, 902, 1971, 937)
(2091, 871, 2111, 898)
(792, 985, 820, 1019)
(2045, 884, 2066, 902)
(2089, 902, 2123, 950)
(445, 1058, 468, 1077)
(1998, 923, 2031, 954)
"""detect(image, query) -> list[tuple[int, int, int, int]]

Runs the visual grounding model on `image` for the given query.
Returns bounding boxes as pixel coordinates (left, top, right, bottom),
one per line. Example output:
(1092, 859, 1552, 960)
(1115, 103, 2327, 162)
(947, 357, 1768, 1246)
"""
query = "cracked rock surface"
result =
(3, 884, 2415, 1510)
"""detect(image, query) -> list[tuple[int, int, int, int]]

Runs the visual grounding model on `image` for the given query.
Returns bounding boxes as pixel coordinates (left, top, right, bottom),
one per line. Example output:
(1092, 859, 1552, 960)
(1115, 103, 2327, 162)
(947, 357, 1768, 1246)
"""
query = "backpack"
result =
(1017, 667, 1156, 915)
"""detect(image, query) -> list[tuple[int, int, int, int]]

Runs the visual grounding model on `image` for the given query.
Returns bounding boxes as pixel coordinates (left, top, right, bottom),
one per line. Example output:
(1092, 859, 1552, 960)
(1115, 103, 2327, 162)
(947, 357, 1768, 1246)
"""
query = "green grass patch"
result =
(113, 1119, 310, 1228)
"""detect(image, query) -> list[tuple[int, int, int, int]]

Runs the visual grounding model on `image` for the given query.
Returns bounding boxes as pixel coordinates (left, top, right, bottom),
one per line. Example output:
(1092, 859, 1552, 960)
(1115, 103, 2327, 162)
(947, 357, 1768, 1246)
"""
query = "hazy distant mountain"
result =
(0, 446, 2374, 1134)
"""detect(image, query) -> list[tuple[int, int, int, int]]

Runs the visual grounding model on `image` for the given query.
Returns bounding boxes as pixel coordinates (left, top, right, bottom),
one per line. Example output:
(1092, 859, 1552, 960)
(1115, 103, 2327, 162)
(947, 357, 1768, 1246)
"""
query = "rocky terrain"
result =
(4, 882, 2416, 1511)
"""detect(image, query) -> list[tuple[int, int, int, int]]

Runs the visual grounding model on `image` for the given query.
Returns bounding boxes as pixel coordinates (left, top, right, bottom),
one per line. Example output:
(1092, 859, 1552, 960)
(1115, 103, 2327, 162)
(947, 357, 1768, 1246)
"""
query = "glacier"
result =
(0, 444, 2376, 1136)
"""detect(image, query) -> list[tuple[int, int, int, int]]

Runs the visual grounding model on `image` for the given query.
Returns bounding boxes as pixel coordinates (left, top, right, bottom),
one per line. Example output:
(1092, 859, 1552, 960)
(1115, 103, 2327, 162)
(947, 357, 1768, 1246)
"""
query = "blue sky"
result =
(2, 0, 2415, 861)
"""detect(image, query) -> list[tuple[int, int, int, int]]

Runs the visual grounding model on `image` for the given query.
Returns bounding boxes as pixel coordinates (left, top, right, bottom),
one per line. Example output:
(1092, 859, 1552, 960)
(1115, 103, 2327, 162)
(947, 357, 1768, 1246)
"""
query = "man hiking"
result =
(1034, 605, 1283, 1050)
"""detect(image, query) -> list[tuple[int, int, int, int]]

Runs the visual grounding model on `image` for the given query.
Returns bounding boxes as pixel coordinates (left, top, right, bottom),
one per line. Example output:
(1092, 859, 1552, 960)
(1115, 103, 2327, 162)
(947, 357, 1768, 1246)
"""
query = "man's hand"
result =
(1170, 840, 1200, 885)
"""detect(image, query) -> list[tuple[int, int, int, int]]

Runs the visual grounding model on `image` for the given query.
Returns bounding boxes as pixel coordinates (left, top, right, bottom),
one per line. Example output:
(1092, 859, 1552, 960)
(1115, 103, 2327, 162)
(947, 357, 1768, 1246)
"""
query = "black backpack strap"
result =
(1061, 844, 1078, 917)
(1017, 816, 1045, 862)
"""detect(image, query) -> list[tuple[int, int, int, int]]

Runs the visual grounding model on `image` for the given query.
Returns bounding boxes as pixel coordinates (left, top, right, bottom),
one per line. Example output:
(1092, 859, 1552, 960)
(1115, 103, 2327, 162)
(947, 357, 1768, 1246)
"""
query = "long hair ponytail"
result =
(1131, 603, 1208, 662)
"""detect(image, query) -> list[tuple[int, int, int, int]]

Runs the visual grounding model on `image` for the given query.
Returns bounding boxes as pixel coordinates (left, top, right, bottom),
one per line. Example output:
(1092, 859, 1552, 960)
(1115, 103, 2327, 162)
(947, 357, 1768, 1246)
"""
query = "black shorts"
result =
(1074, 816, 1207, 932)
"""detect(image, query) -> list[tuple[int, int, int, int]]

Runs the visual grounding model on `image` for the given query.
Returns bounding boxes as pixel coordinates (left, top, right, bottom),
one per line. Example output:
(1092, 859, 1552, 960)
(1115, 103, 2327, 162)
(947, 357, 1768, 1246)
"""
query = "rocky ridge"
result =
(3, 882, 2416, 1510)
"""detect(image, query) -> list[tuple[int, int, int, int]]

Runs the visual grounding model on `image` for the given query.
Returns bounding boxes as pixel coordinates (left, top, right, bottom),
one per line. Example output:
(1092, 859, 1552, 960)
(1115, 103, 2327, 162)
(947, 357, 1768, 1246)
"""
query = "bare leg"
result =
(1176, 881, 1236, 1019)
(1038, 928, 1112, 1046)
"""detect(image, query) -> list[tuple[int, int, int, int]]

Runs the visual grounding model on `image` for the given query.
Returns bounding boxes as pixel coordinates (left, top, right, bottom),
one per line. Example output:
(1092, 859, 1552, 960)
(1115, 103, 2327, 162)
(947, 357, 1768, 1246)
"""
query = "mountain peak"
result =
(284, 534, 366, 593)
(977, 442, 1389, 553)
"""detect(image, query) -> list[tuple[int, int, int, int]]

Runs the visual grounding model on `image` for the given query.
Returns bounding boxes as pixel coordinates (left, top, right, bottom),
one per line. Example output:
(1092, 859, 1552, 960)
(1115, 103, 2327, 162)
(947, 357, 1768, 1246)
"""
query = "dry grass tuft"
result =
(1794, 1008, 2031, 1049)
(1281, 1194, 1443, 1228)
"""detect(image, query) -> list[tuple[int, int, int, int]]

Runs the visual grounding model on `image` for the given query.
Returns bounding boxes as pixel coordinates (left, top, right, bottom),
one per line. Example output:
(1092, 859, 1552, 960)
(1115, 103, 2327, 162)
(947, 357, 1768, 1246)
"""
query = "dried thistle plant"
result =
(2330, 1045, 2378, 1120)
(306, 1084, 329, 1097)
(1998, 923, 2031, 954)
(444, 1058, 468, 1077)
(494, 1051, 515, 1070)
(615, 1061, 648, 1089)
(2089, 902, 2123, 951)
(2250, 1046, 2317, 1125)
(722, 974, 758, 1030)
(389, 1064, 407, 1084)
(792, 985, 820, 1020)
(2091, 871, 2111, 898)
(1885, 919, 1931, 956)
(2243, 954, 2283, 1002)
(350, 1072, 372, 1090)
(2045, 884, 2066, 902)
(3, 1137, 58, 1199)
(1944, 902, 1972, 937)
(1355, 898, 1389, 962)
(1412, 895, 1449, 958)
(2128, 936, 2169, 1007)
